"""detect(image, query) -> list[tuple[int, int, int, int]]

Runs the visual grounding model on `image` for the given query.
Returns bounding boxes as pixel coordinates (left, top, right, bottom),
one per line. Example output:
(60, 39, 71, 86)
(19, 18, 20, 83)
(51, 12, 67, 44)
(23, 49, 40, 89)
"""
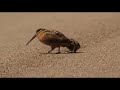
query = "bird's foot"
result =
(47, 51, 51, 54)
(56, 51, 61, 54)
(69, 51, 76, 53)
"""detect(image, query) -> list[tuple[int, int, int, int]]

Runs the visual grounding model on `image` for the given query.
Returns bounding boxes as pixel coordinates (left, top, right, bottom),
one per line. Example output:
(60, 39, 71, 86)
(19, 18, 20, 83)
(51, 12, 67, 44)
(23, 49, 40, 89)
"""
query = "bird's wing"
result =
(50, 30, 68, 39)
(43, 31, 71, 46)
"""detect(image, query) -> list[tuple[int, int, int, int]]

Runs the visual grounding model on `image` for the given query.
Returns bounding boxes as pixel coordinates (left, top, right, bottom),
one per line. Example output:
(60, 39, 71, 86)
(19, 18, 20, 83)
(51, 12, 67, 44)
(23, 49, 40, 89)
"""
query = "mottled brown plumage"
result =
(26, 28, 80, 53)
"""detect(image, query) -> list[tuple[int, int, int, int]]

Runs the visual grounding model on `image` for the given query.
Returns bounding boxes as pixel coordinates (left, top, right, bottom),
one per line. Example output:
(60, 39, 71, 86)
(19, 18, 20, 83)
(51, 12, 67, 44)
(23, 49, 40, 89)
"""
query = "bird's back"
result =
(37, 29, 71, 47)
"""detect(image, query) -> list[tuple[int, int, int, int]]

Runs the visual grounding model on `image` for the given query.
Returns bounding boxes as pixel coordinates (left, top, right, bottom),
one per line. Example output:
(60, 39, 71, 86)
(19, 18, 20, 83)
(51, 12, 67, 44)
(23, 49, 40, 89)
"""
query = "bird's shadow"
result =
(39, 51, 84, 54)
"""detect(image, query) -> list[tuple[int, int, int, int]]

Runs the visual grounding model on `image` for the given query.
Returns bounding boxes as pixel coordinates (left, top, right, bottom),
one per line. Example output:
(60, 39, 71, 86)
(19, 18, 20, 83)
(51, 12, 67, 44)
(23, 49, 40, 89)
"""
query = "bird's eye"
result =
(36, 29, 40, 33)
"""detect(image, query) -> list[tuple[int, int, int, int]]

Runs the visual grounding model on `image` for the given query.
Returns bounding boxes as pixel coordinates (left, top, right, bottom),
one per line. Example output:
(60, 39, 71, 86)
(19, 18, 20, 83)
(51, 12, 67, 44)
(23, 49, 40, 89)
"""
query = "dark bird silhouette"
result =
(26, 28, 80, 53)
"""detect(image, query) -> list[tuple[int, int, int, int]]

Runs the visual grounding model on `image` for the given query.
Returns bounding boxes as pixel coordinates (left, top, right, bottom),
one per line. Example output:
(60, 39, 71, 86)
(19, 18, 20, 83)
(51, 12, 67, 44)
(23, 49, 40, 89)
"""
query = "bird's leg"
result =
(47, 46, 55, 53)
(56, 47, 61, 54)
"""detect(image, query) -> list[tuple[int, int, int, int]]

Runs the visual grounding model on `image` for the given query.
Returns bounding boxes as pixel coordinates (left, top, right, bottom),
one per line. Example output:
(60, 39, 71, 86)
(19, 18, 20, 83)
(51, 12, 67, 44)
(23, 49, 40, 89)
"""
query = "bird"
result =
(26, 28, 80, 54)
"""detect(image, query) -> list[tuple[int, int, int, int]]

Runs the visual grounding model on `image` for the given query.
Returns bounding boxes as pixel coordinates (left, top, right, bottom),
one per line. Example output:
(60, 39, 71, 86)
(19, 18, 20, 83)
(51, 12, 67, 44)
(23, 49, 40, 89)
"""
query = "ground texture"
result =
(0, 13, 120, 78)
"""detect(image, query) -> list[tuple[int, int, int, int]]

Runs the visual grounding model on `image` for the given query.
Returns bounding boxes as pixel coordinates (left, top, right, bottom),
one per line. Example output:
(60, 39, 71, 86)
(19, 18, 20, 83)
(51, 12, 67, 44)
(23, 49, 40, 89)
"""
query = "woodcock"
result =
(26, 28, 80, 53)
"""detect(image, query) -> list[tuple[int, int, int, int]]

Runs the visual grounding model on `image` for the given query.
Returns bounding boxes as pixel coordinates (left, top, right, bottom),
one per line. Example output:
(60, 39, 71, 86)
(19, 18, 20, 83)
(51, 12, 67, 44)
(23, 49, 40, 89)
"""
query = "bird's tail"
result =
(65, 38, 80, 52)
(61, 38, 72, 47)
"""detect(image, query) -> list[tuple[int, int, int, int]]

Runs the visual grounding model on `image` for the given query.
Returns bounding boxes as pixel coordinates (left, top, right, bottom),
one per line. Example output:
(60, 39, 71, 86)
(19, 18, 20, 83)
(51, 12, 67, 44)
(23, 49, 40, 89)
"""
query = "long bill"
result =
(26, 34, 37, 45)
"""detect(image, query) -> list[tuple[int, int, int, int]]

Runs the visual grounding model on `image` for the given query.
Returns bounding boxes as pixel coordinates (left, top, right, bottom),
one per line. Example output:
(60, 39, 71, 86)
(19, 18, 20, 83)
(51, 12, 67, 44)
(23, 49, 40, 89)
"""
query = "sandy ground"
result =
(0, 12, 120, 78)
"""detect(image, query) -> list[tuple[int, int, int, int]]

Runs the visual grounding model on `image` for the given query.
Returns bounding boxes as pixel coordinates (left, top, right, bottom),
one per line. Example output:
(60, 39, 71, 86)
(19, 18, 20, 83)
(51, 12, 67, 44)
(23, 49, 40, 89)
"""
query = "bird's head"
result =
(26, 28, 45, 45)
(36, 28, 45, 34)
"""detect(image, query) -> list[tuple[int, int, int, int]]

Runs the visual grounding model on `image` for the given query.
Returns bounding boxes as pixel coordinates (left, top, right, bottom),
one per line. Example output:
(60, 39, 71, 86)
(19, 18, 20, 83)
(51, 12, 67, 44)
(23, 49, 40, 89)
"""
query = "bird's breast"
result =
(37, 33, 58, 46)
(37, 33, 47, 43)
